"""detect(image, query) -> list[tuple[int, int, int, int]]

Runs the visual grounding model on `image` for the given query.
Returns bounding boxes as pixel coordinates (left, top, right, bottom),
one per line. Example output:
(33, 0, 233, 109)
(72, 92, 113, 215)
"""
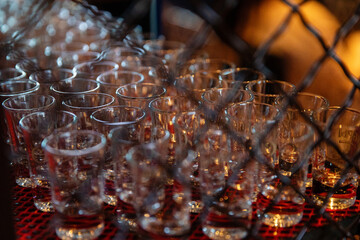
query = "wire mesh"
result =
(1, 0, 360, 239)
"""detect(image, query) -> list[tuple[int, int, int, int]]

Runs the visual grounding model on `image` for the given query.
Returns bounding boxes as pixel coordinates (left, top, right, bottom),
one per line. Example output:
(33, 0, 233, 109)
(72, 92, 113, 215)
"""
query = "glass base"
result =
(34, 200, 54, 212)
(202, 226, 248, 240)
(139, 217, 190, 237)
(262, 212, 303, 228)
(117, 215, 137, 231)
(189, 200, 203, 214)
(56, 221, 104, 240)
(16, 177, 33, 188)
(103, 194, 117, 206)
(313, 195, 356, 210)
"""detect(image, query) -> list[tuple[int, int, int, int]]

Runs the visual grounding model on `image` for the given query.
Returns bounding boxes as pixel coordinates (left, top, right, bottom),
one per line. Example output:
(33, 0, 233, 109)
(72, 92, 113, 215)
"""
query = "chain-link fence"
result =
(1, 0, 360, 239)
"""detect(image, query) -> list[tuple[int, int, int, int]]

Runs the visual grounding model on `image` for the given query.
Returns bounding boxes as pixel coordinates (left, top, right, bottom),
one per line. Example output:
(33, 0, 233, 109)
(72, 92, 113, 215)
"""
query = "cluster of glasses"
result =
(1, 1, 360, 240)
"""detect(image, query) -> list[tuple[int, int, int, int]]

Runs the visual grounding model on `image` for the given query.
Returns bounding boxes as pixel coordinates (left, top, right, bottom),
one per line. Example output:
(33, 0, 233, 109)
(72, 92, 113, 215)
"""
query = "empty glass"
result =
(73, 61, 119, 80)
(0, 68, 26, 81)
(56, 51, 100, 70)
(312, 107, 360, 210)
(126, 128, 191, 237)
(179, 58, 236, 78)
(96, 70, 144, 99)
(90, 106, 146, 206)
(257, 121, 313, 227)
(62, 93, 115, 130)
(219, 67, 265, 88)
(3, 94, 56, 187)
(246, 80, 296, 105)
(50, 78, 100, 109)
(199, 127, 254, 240)
(42, 130, 106, 240)
(19, 111, 78, 212)
(175, 73, 221, 101)
(29, 68, 75, 95)
(0, 79, 40, 145)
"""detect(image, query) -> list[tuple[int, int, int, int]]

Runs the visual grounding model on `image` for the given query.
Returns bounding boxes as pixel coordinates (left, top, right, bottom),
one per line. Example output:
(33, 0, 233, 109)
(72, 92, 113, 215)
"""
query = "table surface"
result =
(12, 185, 360, 240)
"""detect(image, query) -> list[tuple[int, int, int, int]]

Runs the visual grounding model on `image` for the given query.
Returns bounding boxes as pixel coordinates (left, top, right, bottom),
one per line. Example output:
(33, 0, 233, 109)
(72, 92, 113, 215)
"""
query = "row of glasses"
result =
(2, 13, 359, 238)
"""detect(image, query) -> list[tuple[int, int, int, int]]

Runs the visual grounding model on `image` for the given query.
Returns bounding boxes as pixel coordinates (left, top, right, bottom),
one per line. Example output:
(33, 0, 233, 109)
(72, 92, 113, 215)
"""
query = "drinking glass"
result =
(73, 60, 119, 80)
(0, 79, 40, 145)
(143, 40, 185, 65)
(62, 93, 115, 130)
(16, 56, 58, 75)
(245, 80, 296, 105)
(29, 68, 75, 95)
(226, 102, 279, 202)
(175, 73, 221, 101)
(0, 68, 26, 81)
(173, 111, 206, 213)
(179, 58, 236, 78)
(275, 92, 329, 188)
(126, 128, 191, 237)
(257, 121, 313, 227)
(116, 82, 167, 132)
(42, 130, 106, 240)
(90, 106, 146, 206)
(96, 70, 144, 99)
(149, 96, 199, 165)
(219, 67, 265, 88)
(19, 111, 77, 212)
(2, 94, 56, 188)
(56, 51, 100, 70)
(50, 78, 100, 109)
(312, 107, 360, 209)
(101, 46, 144, 69)
(201, 88, 254, 124)
(46, 41, 89, 58)
(199, 128, 254, 240)
(132, 55, 165, 83)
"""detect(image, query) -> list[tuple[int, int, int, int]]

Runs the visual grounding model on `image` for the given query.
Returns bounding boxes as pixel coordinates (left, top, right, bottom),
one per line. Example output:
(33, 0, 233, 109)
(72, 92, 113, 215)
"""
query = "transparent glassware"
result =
(126, 128, 191, 237)
(29, 68, 75, 95)
(0, 68, 26, 81)
(312, 107, 360, 210)
(96, 70, 144, 100)
(73, 60, 119, 80)
(19, 110, 78, 212)
(3, 94, 56, 188)
(50, 78, 100, 109)
(62, 93, 115, 130)
(42, 130, 106, 240)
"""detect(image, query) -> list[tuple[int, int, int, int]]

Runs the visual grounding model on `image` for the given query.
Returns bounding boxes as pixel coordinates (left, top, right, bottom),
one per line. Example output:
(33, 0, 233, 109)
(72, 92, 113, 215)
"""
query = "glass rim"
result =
(201, 88, 254, 104)
(2, 94, 56, 112)
(322, 106, 360, 121)
(225, 101, 280, 123)
(125, 127, 171, 163)
(50, 41, 90, 54)
(245, 79, 296, 97)
(115, 82, 167, 100)
(19, 110, 77, 132)
(90, 105, 146, 126)
(96, 70, 145, 86)
(0, 79, 40, 97)
(29, 68, 75, 82)
(175, 73, 221, 91)
(0, 68, 26, 81)
(42, 130, 107, 157)
(72, 60, 119, 75)
(219, 67, 266, 81)
(148, 96, 199, 114)
(50, 78, 100, 94)
(62, 92, 115, 110)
